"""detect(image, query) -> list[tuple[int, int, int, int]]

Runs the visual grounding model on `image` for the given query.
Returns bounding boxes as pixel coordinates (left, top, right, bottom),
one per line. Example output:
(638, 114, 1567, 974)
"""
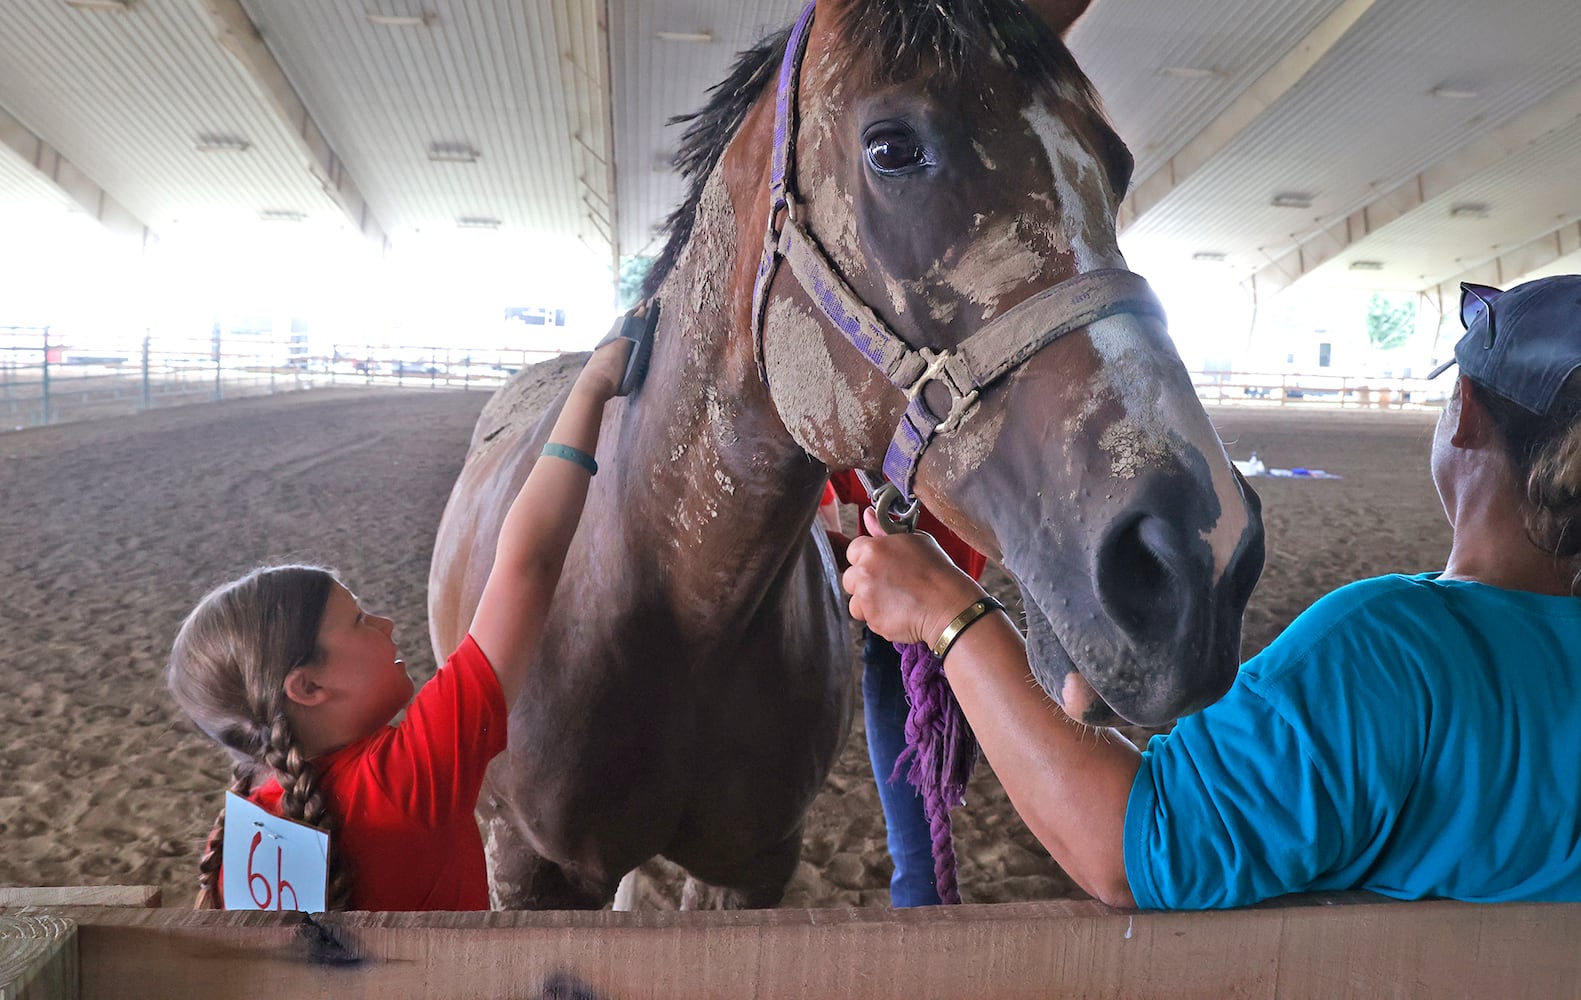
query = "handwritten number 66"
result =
(247, 830, 299, 911)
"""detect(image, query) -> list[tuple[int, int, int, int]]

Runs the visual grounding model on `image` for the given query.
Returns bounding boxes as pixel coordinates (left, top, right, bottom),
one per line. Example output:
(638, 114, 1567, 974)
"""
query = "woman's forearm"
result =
(942, 612, 1141, 908)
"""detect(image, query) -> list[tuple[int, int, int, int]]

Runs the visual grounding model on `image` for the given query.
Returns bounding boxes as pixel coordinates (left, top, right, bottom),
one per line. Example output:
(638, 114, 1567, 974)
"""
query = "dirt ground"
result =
(0, 386, 1447, 909)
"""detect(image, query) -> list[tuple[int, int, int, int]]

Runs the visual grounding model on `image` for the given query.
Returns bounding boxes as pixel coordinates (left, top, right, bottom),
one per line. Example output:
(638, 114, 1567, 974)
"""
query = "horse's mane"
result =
(642, 0, 1114, 300)
(641, 27, 791, 299)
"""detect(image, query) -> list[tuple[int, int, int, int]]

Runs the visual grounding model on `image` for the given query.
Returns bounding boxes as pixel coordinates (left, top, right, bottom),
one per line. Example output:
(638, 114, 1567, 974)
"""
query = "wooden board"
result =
(0, 915, 77, 1000)
(4, 896, 1579, 999)
(0, 888, 159, 910)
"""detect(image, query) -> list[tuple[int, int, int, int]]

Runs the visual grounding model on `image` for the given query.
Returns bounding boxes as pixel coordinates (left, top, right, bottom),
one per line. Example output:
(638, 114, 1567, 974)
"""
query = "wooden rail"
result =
(4, 894, 1580, 999)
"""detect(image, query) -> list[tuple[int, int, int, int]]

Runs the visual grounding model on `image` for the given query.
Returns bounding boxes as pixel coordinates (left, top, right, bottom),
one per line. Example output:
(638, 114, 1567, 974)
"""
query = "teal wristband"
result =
(541, 442, 597, 475)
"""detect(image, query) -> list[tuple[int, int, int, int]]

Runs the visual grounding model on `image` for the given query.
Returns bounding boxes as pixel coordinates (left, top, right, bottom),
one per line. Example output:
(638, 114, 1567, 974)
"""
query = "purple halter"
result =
(749, 0, 1168, 505)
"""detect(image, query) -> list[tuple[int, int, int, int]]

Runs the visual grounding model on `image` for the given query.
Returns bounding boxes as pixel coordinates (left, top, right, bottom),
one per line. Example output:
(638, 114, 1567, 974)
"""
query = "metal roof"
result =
(1, 0, 1578, 307)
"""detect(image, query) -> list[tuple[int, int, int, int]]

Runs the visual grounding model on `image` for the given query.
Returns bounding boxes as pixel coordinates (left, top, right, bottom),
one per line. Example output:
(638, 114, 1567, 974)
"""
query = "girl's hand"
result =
(576, 335, 632, 402)
(843, 507, 986, 647)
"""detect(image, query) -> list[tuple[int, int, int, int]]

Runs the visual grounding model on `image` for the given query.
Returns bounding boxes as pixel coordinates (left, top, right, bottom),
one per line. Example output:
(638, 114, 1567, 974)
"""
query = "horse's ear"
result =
(1022, 0, 1093, 36)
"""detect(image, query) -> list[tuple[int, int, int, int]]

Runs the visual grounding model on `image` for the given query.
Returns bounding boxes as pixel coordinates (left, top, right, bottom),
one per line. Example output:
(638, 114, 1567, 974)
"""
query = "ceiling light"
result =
(1191, 251, 1227, 263)
(366, 12, 434, 27)
(457, 216, 502, 230)
(259, 209, 306, 222)
(1271, 192, 1314, 209)
(1348, 260, 1384, 271)
(1430, 85, 1480, 100)
(427, 141, 478, 163)
(1158, 66, 1218, 80)
(195, 134, 251, 153)
(63, 0, 135, 10)
(656, 31, 713, 43)
(1450, 202, 1490, 219)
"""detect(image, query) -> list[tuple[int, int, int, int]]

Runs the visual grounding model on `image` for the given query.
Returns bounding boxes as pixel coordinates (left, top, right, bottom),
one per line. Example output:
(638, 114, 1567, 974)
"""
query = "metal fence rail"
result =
(2, 325, 1444, 433)
(0, 327, 570, 432)
(1191, 370, 1445, 410)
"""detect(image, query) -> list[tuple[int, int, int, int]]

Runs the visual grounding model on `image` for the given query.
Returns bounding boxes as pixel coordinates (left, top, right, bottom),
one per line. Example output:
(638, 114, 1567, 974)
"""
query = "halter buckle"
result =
(935, 388, 980, 435)
(905, 346, 980, 436)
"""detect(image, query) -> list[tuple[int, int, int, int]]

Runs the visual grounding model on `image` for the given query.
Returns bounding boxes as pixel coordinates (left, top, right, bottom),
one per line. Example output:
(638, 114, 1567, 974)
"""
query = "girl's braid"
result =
(260, 702, 353, 909)
(195, 760, 256, 908)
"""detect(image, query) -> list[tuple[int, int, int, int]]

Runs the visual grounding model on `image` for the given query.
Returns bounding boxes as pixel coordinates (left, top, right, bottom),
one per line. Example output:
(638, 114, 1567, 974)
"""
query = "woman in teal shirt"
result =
(842, 274, 1581, 909)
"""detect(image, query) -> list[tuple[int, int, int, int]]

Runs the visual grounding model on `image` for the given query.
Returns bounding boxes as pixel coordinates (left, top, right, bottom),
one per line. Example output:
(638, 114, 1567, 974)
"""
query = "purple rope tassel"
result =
(891, 640, 979, 905)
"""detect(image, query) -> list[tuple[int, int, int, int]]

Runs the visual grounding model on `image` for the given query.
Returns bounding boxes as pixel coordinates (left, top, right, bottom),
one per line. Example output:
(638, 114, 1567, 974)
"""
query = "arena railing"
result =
(0, 328, 571, 431)
(1190, 370, 1446, 410)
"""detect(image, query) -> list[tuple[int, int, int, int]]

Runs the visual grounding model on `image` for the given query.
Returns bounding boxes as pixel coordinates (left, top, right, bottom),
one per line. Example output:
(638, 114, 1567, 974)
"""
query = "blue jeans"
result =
(861, 628, 941, 907)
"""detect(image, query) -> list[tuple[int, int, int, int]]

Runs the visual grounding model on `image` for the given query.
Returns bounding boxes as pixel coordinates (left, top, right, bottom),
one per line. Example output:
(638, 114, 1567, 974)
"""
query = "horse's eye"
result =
(864, 130, 929, 175)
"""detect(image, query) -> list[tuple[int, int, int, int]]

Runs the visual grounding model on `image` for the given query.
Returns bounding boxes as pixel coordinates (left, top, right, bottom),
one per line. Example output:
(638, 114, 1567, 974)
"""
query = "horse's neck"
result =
(615, 192, 827, 618)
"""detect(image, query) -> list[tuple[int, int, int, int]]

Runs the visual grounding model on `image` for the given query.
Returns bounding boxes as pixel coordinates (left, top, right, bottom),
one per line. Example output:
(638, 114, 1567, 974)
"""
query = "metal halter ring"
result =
(869, 481, 921, 535)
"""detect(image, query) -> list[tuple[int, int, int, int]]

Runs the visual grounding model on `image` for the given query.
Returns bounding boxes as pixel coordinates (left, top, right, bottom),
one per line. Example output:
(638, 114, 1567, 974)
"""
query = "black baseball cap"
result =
(1429, 274, 1581, 416)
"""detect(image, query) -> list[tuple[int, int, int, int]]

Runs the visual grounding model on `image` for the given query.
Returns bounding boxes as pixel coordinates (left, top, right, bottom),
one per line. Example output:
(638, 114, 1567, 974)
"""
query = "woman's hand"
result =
(842, 507, 987, 648)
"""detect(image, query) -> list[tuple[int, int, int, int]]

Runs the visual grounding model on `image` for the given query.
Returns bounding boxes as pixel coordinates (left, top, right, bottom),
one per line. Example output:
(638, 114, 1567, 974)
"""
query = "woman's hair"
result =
(1471, 370, 1581, 577)
(167, 565, 354, 909)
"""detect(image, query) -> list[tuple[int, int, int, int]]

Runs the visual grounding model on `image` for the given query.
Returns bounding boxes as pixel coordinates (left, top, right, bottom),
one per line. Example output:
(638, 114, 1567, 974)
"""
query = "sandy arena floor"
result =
(0, 386, 1447, 908)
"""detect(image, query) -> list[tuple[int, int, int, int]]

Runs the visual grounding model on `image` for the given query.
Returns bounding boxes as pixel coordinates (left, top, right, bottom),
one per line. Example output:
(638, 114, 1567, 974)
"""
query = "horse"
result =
(429, 0, 1266, 910)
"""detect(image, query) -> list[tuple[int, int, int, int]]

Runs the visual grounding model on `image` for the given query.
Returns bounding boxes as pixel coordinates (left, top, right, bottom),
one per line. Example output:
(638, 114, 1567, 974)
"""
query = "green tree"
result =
(618, 256, 655, 309)
(1366, 293, 1415, 352)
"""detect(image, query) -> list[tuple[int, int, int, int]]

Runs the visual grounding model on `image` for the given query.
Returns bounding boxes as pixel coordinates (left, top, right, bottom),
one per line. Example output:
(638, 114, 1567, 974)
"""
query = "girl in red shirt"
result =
(167, 316, 646, 911)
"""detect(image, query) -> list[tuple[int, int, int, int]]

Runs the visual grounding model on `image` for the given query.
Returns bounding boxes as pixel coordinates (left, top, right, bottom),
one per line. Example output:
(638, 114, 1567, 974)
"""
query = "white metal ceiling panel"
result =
(238, 0, 610, 257)
(0, 0, 341, 232)
(1303, 118, 1581, 290)
(611, 0, 801, 259)
(1068, 0, 1347, 186)
(1, 0, 1579, 302)
(1117, 0, 1581, 284)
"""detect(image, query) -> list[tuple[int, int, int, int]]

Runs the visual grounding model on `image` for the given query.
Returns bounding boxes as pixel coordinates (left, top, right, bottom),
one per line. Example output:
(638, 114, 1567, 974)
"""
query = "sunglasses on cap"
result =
(1460, 282, 1503, 349)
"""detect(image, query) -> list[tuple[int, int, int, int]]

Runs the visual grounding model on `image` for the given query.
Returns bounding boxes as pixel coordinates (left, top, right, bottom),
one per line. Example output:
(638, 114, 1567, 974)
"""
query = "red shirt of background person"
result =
(822, 470, 986, 581)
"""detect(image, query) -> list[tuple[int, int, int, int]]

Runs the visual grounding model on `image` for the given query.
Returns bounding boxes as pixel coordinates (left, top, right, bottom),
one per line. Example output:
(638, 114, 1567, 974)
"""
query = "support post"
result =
(212, 323, 223, 402)
(141, 335, 151, 410)
(40, 327, 51, 426)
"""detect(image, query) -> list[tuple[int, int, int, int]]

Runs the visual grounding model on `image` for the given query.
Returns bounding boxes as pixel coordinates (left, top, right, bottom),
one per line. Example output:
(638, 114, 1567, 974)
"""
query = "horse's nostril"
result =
(1095, 514, 1186, 645)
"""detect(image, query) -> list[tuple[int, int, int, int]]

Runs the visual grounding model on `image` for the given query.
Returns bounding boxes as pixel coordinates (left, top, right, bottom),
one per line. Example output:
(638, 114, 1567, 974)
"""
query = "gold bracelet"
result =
(931, 595, 1007, 660)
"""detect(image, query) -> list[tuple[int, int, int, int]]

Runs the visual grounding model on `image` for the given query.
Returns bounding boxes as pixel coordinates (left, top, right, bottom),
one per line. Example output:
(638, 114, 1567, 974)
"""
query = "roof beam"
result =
(0, 101, 153, 245)
(1116, 0, 1375, 232)
(195, 0, 389, 249)
(1249, 77, 1581, 296)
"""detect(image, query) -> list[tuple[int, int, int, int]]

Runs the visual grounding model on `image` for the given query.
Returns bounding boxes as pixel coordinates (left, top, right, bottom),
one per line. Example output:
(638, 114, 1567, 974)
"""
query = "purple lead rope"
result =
(892, 640, 979, 905)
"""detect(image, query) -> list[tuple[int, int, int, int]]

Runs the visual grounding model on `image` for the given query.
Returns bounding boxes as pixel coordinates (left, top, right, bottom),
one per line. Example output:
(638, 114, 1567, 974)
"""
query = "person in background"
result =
(821, 471, 986, 906)
(842, 275, 1581, 909)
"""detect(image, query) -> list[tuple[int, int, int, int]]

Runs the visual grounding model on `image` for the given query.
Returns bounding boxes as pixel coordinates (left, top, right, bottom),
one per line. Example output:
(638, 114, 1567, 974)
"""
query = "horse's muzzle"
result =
(1083, 468, 1265, 725)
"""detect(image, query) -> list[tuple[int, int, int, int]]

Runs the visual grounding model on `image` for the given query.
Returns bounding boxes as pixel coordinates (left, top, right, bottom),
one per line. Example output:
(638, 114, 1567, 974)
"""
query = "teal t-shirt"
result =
(1124, 573, 1581, 910)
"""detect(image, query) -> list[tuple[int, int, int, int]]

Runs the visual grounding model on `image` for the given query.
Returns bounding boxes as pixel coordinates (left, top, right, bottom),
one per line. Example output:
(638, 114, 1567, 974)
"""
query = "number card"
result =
(222, 791, 331, 912)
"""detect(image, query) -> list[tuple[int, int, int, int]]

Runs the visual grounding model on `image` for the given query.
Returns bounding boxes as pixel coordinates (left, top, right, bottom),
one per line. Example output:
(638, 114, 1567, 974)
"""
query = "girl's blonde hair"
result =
(167, 565, 353, 909)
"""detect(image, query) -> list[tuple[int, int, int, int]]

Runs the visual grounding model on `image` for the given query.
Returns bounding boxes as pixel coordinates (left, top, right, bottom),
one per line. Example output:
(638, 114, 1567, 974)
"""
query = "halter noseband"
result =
(749, 0, 1168, 506)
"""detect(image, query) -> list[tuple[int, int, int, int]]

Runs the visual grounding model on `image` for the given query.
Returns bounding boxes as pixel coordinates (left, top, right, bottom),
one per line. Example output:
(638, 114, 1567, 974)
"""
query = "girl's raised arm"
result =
(467, 313, 643, 705)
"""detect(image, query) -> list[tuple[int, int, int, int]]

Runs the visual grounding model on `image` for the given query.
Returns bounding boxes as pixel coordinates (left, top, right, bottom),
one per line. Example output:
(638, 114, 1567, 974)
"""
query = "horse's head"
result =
(734, 0, 1265, 727)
